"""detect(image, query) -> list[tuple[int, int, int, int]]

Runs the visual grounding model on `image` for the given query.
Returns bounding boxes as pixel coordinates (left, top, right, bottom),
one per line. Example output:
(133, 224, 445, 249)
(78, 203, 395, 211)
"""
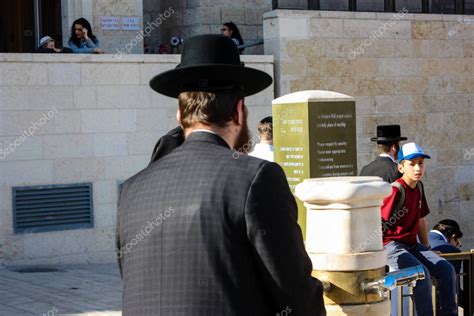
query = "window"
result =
(430, 0, 456, 13)
(396, 0, 423, 12)
(320, 0, 349, 10)
(465, 0, 474, 13)
(358, 0, 385, 11)
(276, 0, 473, 14)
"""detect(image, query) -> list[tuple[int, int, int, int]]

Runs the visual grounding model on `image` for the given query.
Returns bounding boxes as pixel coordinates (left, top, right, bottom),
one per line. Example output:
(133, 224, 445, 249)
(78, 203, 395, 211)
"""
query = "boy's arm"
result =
(418, 182, 430, 247)
(418, 216, 430, 247)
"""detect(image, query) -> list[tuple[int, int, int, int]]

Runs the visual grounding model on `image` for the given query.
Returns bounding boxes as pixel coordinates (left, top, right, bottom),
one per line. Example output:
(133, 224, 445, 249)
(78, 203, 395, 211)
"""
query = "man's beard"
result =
(234, 111, 251, 153)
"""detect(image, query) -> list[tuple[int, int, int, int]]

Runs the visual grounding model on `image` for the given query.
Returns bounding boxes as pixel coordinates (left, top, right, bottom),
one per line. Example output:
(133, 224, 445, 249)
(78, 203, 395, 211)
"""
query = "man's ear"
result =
(176, 109, 185, 130)
(176, 109, 181, 123)
(232, 99, 244, 126)
(391, 144, 399, 155)
(397, 163, 404, 174)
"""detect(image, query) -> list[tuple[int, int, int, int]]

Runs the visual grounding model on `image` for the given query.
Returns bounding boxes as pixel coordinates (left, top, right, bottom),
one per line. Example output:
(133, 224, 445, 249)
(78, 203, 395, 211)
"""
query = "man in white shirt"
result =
(249, 116, 273, 162)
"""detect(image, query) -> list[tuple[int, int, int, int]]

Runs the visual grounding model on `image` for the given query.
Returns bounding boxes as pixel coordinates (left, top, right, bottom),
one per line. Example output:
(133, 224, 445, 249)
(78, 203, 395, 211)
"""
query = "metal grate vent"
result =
(13, 183, 94, 234)
(11, 266, 63, 273)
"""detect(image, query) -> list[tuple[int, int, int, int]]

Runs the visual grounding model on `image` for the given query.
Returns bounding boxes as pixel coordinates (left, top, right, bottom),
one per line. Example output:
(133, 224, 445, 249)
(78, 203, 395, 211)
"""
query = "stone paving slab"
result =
(0, 264, 122, 316)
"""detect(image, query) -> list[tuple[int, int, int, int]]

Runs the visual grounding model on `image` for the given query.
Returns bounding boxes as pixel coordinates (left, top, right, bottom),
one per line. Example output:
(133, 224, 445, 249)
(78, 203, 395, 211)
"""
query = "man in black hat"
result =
(360, 125, 407, 183)
(116, 34, 325, 316)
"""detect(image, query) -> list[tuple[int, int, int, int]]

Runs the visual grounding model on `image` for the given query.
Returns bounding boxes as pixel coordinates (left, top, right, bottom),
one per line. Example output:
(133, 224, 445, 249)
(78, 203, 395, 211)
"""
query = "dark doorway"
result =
(0, 0, 62, 53)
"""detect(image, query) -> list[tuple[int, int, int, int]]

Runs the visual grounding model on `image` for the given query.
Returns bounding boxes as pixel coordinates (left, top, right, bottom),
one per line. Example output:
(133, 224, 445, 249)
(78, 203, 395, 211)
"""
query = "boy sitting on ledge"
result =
(381, 142, 458, 316)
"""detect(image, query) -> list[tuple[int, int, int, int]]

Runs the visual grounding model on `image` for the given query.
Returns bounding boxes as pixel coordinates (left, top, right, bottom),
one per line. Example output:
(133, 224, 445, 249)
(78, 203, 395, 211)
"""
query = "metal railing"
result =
(392, 251, 474, 316)
(438, 251, 474, 316)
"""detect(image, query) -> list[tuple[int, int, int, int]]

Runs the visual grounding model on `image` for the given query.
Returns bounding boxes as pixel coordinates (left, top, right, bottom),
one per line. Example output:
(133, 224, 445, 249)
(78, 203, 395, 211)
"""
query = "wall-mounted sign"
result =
(122, 17, 140, 31)
(101, 16, 120, 30)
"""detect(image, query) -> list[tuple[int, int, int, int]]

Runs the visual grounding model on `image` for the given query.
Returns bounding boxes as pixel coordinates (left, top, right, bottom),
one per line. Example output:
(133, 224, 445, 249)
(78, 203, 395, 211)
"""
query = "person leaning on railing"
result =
(429, 219, 463, 273)
(34, 36, 73, 54)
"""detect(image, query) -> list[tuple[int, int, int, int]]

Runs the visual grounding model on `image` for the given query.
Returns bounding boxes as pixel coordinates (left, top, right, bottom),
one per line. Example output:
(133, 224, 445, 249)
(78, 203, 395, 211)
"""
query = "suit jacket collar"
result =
(185, 131, 231, 149)
(375, 156, 396, 164)
(378, 154, 396, 163)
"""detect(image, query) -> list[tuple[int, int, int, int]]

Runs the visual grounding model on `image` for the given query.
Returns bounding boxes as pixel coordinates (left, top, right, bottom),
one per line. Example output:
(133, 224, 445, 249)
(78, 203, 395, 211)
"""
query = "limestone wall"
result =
(158, 0, 272, 54)
(264, 10, 474, 249)
(0, 53, 273, 265)
(60, 0, 144, 55)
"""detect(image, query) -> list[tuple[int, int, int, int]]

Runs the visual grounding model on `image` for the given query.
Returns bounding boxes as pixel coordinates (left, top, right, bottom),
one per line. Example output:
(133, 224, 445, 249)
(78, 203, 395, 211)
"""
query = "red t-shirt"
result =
(381, 178, 430, 245)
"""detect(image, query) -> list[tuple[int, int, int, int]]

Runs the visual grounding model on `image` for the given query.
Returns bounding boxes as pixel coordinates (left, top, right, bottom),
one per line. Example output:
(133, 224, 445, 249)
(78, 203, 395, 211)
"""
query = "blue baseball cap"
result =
(398, 142, 431, 163)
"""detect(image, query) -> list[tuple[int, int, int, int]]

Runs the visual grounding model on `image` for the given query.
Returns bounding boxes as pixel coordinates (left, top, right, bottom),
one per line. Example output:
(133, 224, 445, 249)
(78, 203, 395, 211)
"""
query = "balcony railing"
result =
(392, 251, 474, 316)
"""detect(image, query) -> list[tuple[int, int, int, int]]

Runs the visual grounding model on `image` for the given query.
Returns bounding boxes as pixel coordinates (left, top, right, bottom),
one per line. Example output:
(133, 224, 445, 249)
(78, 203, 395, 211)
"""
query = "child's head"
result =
(397, 143, 431, 182)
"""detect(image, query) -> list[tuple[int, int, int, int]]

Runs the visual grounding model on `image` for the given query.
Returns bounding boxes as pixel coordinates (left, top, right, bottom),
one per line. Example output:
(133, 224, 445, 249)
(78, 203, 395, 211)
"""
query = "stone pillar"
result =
(272, 90, 357, 237)
(296, 176, 393, 316)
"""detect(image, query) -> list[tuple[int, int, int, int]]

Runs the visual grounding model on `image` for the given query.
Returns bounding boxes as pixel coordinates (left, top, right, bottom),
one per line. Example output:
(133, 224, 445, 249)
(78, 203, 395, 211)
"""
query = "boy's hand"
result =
(418, 217, 430, 246)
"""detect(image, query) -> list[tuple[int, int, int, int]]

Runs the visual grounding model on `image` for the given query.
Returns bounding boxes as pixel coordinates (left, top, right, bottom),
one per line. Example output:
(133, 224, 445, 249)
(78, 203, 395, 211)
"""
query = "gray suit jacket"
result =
(116, 131, 325, 316)
(360, 156, 402, 183)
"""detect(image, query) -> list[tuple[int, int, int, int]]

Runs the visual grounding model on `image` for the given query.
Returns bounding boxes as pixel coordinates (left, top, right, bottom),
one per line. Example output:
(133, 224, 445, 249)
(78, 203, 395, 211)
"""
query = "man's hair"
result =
(257, 116, 272, 140)
(433, 219, 463, 239)
(178, 86, 244, 129)
(377, 141, 397, 154)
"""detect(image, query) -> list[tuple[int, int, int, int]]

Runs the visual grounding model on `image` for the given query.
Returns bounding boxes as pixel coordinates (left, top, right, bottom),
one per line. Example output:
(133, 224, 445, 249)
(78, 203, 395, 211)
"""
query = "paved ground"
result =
(0, 264, 122, 316)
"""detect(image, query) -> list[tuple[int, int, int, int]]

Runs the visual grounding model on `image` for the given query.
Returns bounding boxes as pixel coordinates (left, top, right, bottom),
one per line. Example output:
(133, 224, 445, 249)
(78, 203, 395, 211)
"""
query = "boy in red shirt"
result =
(382, 142, 457, 316)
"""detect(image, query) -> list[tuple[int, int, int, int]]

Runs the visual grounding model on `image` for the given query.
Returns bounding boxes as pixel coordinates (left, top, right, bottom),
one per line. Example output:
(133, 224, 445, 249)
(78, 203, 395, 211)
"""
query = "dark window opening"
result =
(0, 0, 62, 53)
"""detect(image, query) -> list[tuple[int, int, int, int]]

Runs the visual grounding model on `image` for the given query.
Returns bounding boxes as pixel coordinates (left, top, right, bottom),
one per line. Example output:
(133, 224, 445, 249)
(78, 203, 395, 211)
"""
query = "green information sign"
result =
(273, 91, 357, 238)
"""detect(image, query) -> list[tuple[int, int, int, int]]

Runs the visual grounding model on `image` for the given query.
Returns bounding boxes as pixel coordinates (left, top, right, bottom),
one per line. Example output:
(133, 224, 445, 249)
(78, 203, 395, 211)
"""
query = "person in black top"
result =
(360, 125, 407, 183)
(221, 22, 244, 53)
(34, 36, 73, 53)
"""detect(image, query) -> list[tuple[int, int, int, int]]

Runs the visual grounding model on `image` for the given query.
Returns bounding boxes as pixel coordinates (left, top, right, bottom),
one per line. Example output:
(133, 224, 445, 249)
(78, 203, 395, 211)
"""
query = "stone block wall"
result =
(264, 10, 474, 249)
(61, 0, 144, 55)
(0, 53, 273, 265)
(156, 0, 272, 54)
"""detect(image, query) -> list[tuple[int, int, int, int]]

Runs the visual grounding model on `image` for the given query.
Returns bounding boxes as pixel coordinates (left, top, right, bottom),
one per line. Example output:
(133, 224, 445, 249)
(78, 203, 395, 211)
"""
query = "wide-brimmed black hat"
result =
(149, 34, 272, 98)
(370, 125, 408, 142)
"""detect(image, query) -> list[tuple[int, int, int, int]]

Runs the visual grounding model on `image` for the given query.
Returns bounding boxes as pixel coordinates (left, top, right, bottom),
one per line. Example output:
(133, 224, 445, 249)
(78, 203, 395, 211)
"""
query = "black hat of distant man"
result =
(370, 125, 408, 143)
(149, 34, 272, 98)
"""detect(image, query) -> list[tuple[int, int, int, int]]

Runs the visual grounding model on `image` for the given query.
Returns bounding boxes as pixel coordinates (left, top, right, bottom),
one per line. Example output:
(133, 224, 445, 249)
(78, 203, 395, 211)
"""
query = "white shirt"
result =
(430, 229, 448, 242)
(379, 153, 396, 163)
(249, 143, 274, 162)
(192, 129, 217, 135)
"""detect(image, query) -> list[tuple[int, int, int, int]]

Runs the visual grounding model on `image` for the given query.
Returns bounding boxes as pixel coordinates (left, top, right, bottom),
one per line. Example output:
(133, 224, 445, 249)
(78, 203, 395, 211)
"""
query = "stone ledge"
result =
(309, 249, 388, 271)
(0, 53, 273, 64)
(264, 9, 321, 19)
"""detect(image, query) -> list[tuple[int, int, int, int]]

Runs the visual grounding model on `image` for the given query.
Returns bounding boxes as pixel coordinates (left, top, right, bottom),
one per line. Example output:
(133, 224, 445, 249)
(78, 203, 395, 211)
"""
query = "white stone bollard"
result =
(295, 176, 393, 316)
